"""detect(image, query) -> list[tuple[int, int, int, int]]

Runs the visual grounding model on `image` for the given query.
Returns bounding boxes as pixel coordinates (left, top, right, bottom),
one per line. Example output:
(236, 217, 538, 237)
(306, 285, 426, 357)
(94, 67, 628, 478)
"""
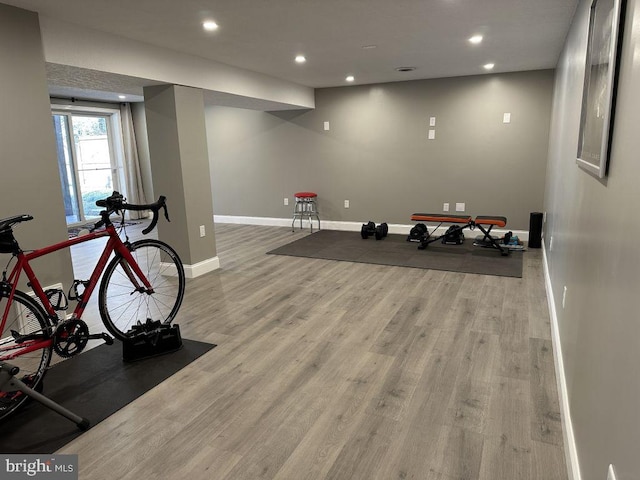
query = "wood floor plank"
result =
(525, 251, 553, 341)
(220, 349, 392, 480)
(430, 426, 484, 480)
(478, 435, 532, 480)
(483, 376, 532, 446)
(529, 337, 563, 446)
(370, 296, 431, 356)
(497, 310, 531, 380)
(445, 331, 498, 433)
(470, 280, 507, 335)
(323, 412, 399, 480)
(367, 325, 438, 422)
(530, 439, 567, 478)
(373, 349, 464, 480)
(272, 352, 393, 480)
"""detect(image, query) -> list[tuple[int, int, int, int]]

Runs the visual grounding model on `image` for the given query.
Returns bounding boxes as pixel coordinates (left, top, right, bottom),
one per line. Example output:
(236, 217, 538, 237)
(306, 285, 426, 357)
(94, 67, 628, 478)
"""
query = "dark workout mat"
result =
(0, 338, 216, 454)
(268, 230, 523, 278)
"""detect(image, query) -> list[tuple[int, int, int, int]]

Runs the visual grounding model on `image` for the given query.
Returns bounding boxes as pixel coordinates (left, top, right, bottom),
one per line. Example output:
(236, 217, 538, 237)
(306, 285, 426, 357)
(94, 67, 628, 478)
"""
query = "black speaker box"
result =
(529, 212, 543, 249)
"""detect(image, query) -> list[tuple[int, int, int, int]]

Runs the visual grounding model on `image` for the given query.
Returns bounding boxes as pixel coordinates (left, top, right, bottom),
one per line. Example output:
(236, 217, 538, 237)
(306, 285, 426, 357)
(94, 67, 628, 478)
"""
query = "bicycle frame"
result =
(0, 223, 154, 361)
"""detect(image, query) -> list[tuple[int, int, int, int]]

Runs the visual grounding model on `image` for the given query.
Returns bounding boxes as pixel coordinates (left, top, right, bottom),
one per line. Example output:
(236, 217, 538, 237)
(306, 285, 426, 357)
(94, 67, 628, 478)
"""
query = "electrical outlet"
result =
(284, 197, 289, 206)
(455, 202, 465, 212)
(562, 286, 567, 309)
(443, 203, 450, 212)
(344, 200, 350, 208)
(199, 225, 206, 237)
(608, 464, 617, 480)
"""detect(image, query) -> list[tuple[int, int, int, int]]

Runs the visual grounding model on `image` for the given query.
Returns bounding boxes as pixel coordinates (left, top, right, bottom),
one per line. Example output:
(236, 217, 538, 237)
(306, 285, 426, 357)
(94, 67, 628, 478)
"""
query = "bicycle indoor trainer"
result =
(0, 361, 90, 430)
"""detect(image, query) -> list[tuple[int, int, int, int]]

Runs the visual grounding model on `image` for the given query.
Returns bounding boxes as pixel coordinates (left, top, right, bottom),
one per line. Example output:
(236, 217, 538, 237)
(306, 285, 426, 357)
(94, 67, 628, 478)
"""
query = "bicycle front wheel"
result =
(98, 239, 185, 341)
(0, 289, 52, 421)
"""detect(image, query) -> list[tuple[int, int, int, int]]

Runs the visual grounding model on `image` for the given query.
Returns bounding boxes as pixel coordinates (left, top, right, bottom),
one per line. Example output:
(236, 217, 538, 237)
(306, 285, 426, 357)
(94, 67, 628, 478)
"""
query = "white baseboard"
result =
(161, 256, 220, 278)
(183, 256, 220, 278)
(542, 245, 581, 480)
(214, 215, 291, 227)
(214, 215, 529, 240)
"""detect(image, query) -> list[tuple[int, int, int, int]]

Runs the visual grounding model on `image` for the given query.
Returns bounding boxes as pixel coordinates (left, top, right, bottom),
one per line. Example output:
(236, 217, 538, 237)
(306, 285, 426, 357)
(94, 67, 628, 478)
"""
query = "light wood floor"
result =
(60, 223, 567, 480)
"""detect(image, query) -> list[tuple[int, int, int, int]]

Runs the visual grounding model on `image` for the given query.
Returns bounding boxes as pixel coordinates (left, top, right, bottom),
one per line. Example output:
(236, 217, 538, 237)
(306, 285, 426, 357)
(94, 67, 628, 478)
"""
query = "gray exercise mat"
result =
(268, 230, 523, 278)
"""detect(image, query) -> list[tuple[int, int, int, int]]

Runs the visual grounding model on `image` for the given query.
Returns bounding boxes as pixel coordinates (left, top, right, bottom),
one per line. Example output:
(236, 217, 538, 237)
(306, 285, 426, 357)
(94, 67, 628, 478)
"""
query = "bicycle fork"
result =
(117, 257, 155, 295)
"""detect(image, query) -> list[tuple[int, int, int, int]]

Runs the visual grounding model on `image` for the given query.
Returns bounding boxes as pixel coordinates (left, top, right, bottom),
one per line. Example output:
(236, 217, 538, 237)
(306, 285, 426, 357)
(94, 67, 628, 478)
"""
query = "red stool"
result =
(292, 192, 320, 232)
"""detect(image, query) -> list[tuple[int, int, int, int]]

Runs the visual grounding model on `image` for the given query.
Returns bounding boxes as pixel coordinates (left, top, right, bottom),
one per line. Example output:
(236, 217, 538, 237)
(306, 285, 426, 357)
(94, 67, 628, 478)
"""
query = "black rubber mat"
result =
(268, 230, 523, 278)
(0, 338, 216, 454)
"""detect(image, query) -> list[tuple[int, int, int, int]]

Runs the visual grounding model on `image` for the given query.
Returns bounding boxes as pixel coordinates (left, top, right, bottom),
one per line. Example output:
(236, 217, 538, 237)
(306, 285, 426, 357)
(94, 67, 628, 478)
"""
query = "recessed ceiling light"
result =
(295, 55, 306, 63)
(202, 21, 218, 31)
(395, 66, 416, 72)
(118, 95, 126, 100)
(483, 63, 495, 70)
(469, 35, 483, 44)
(346, 75, 355, 82)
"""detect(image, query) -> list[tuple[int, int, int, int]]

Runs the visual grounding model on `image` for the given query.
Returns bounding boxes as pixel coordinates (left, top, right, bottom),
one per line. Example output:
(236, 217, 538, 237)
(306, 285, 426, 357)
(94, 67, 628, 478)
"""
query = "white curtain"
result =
(120, 103, 148, 220)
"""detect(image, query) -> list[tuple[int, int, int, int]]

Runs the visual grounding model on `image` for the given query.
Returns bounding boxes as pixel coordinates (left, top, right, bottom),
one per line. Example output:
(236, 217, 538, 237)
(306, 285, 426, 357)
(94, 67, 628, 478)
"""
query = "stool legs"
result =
(292, 197, 320, 232)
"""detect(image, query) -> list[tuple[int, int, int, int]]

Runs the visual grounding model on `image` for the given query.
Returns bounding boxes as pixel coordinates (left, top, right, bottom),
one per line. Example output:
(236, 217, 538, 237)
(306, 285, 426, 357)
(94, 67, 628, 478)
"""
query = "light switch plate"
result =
(503, 112, 511, 123)
(455, 203, 465, 212)
(429, 116, 436, 127)
(324, 121, 330, 131)
(428, 129, 436, 140)
(443, 203, 449, 212)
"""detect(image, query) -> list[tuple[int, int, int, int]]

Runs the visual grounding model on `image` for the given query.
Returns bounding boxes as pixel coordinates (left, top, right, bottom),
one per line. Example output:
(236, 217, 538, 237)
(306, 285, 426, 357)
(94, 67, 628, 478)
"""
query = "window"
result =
(51, 106, 126, 225)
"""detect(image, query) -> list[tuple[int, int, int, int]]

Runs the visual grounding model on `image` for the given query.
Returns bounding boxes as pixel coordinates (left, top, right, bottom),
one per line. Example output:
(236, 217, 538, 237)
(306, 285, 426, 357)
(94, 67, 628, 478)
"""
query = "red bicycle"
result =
(0, 192, 185, 421)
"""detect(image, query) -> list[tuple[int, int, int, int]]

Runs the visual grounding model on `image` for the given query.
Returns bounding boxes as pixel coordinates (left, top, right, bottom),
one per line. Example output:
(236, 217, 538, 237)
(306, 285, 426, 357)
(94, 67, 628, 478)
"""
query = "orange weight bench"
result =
(409, 213, 511, 256)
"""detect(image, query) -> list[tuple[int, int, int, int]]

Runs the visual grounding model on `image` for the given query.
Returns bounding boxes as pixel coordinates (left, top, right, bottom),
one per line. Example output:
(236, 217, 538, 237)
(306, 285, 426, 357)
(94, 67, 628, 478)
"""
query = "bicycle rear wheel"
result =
(0, 289, 52, 421)
(98, 239, 185, 341)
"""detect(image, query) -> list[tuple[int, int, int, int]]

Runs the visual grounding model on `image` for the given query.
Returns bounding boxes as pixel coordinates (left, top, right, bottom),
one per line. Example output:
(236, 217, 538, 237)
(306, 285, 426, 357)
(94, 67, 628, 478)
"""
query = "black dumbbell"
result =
(361, 221, 388, 240)
(361, 221, 375, 239)
(407, 223, 428, 242)
(375, 222, 389, 240)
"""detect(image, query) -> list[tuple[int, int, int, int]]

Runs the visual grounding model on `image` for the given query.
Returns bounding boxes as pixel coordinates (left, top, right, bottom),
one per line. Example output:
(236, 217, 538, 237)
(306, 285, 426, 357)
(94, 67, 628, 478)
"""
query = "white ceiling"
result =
(5, 0, 579, 103)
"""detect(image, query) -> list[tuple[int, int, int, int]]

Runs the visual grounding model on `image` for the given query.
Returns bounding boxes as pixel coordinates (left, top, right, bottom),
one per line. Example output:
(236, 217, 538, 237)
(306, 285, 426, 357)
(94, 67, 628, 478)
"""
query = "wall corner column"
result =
(143, 84, 218, 277)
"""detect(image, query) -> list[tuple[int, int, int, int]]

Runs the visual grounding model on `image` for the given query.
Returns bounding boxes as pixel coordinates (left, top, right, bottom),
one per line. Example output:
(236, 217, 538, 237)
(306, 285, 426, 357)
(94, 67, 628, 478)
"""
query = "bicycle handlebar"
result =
(95, 191, 170, 235)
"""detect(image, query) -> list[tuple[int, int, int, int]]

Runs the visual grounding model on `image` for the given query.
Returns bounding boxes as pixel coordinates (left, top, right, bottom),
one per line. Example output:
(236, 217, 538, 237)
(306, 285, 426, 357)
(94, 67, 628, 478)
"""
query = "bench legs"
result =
(473, 224, 510, 256)
(418, 222, 471, 250)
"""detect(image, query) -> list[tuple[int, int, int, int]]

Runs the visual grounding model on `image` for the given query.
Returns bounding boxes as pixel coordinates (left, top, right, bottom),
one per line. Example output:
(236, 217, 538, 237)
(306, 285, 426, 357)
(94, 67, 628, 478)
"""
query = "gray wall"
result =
(545, 0, 640, 478)
(206, 70, 554, 230)
(0, 4, 73, 290)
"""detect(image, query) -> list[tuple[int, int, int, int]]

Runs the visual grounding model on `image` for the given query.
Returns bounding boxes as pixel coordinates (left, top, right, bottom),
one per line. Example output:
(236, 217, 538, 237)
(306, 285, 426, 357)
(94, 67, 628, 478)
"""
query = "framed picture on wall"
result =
(576, 0, 625, 178)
